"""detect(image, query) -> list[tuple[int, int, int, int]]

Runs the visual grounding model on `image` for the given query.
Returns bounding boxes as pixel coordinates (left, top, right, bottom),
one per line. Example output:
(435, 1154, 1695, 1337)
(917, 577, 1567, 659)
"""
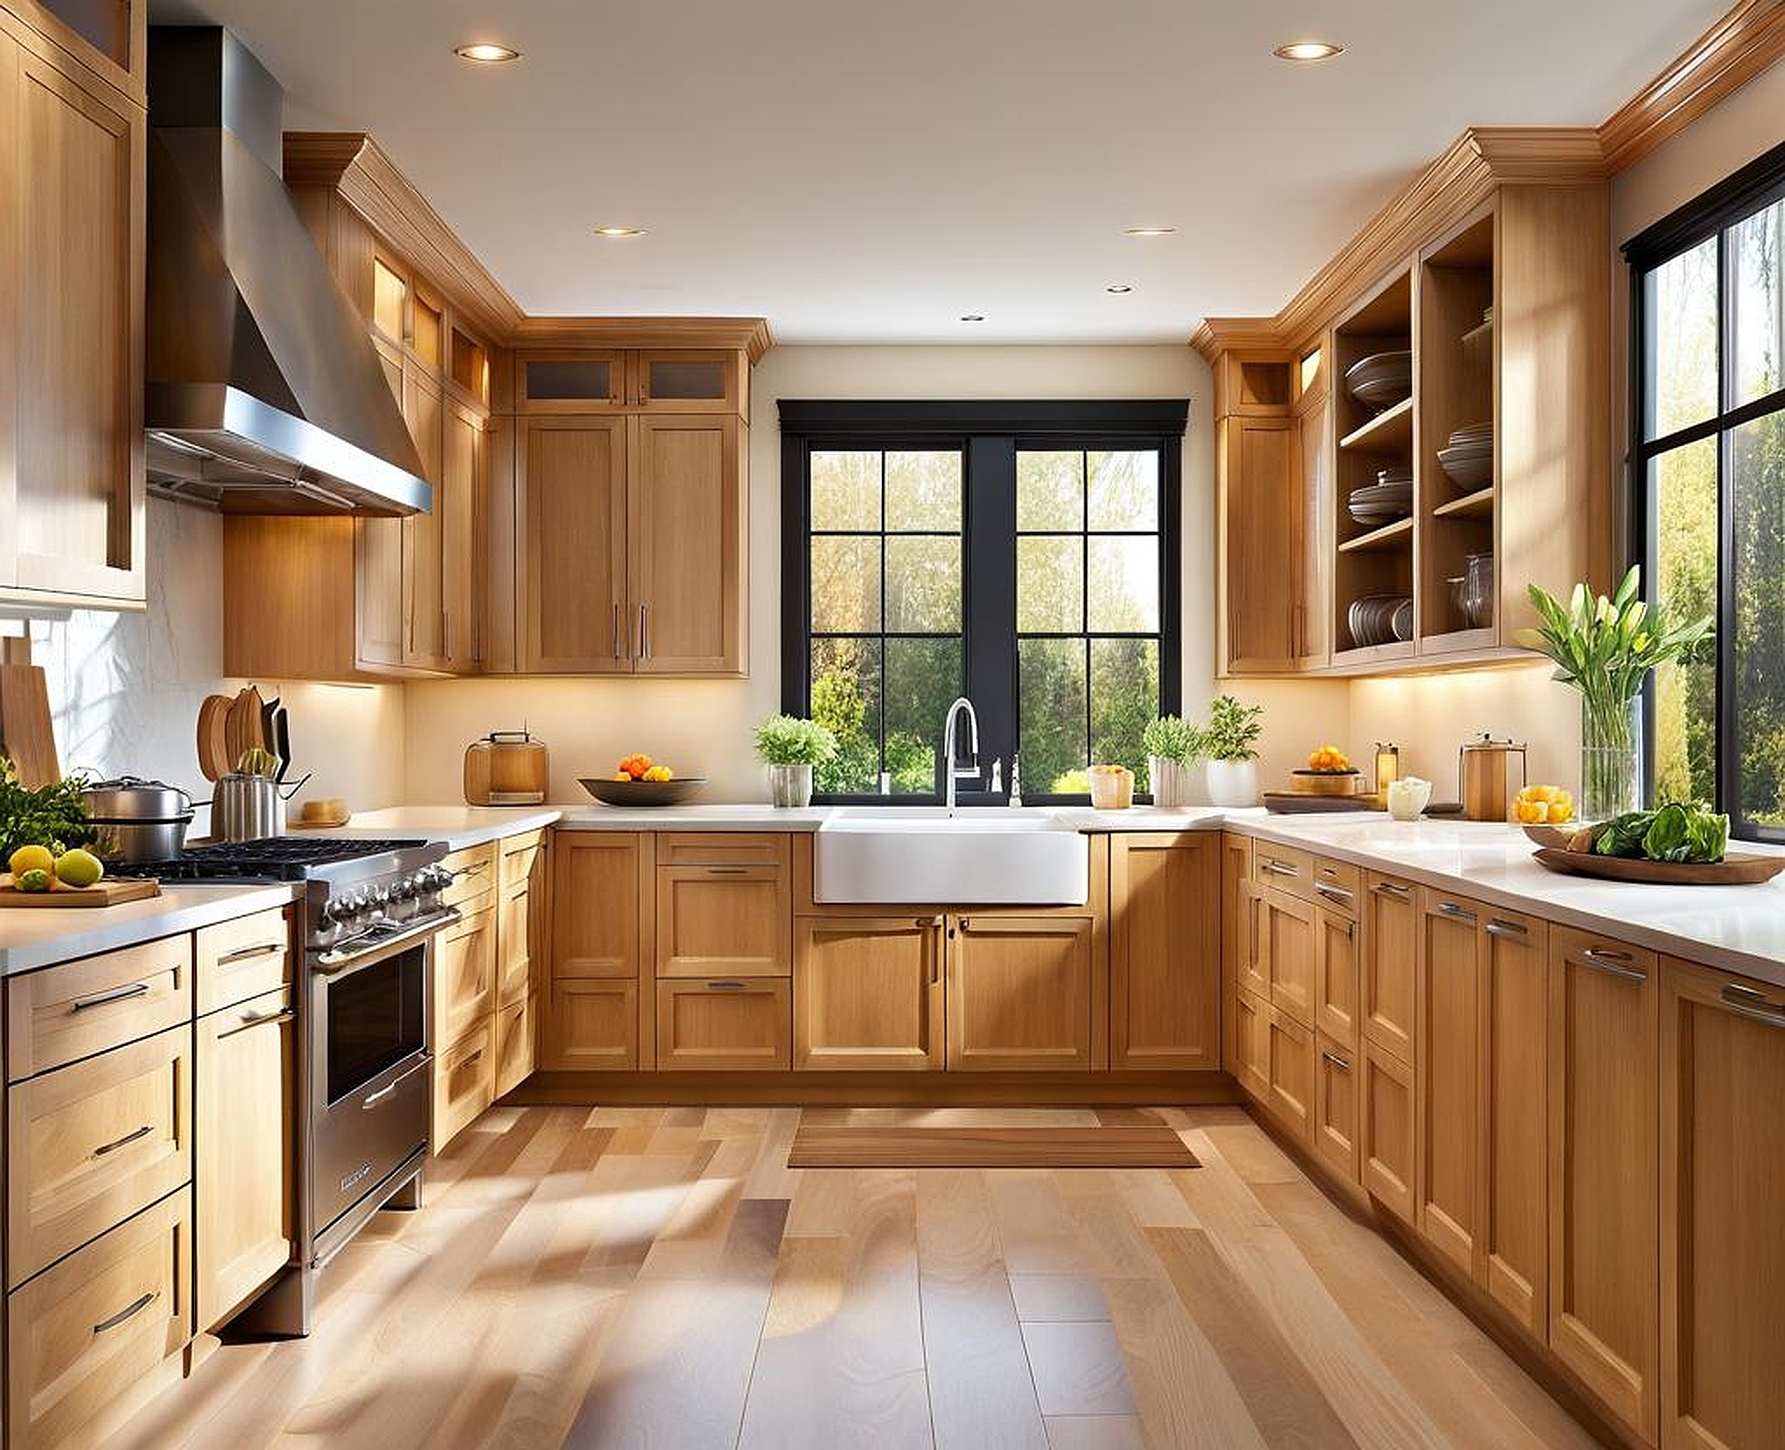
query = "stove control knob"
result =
(323, 897, 351, 923)
(391, 876, 417, 901)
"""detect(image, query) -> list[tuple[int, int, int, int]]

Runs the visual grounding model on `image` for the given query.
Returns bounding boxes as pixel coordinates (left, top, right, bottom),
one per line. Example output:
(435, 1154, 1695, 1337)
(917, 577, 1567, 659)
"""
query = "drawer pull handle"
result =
(703, 866, 750, 875)
(1579, 948, 1646, 983)
(1438, 901, 1478, 923)
(1263, 860, 1298, 877)
(92, 1291, 158, 1336)
(219, 1007, 295, 1039)
(1484, 919, 1528, 939)
(1721, 983, 1785, 1024)
(71, 981, 151, 1012)
(93, 1124, 154, 1157)
(460, 1049, 485, 1067)
(1321, 1051, 1352, 1072)
(1372, 882, 1411, 901)
(1314, 883, 1353, 905)
(707, 981, 747, 991)
(363, 1055, 432, 1110)
(217, 941, 283, 965)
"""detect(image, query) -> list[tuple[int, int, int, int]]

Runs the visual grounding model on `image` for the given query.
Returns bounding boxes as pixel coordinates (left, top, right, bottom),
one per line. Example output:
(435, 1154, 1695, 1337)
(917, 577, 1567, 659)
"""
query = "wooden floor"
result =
(104, 1106, 1605, 1450)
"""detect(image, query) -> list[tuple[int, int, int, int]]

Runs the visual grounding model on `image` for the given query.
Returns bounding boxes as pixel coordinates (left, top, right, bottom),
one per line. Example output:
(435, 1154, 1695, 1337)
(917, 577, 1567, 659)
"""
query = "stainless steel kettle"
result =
(212, 771, 308, 842)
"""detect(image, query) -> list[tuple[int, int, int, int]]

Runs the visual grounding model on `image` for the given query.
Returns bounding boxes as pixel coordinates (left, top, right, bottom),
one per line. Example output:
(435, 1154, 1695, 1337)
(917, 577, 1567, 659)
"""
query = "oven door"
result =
(309, 924, 436, 1239)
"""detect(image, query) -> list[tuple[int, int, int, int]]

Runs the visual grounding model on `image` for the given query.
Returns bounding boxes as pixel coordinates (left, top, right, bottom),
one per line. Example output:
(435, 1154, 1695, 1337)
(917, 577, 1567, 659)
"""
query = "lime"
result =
(16, 868, 52, 893)
(55, 849, 104, 889)
(8, 845, 53, 878)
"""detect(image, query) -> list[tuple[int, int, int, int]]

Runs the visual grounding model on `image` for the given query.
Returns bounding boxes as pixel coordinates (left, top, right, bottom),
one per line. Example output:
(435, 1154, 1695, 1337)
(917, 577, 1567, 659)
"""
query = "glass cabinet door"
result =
(632, 350, 740, 413)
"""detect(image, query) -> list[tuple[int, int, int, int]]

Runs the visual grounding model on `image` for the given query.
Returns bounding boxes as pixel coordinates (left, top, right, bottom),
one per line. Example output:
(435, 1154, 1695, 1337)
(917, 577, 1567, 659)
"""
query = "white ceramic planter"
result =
(767, 763, 814, 808)
(1148, 756, 1195, 807)
(1205, 758, 1258, 808)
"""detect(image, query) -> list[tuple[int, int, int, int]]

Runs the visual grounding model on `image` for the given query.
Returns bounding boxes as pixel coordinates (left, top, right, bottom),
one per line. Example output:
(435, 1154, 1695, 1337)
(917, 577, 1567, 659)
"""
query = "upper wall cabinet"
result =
(1202, 141, 1611, 679)
(6, 0, 145, 100)
(515, 348, 745, 417)
(0, 7, 145, 611)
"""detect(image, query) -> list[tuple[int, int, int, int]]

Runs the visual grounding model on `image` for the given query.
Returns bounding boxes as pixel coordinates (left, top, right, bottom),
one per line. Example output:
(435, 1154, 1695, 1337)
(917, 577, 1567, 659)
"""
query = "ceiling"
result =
(148, 0, 1729, 345)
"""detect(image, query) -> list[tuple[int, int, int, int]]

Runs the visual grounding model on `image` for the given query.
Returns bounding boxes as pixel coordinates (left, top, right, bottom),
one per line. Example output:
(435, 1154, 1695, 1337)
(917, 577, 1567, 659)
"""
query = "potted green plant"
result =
(1141, 715, 1201, 807)
(753, 714, 838, 808)
(1514, 565, 1713, 820)
(1198, 694, 1264, 807)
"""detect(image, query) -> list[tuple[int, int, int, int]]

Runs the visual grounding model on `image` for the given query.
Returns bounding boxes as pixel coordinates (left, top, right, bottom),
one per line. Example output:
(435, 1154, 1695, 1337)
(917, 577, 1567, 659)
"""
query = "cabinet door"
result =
(495, 994, 535, 1097)
(1261, 888, 1316, 1027)
(1361, 1037, 1415, 1224)
(551, 833, 642, 979)
(656, 979, 791, 1071)
(631, 349, 742, 413)
(434, 905, 496, 1048)
(1237, 877, 1269, 1000)
(1415, 892, 1482, 1276)
(498, 873, 531, 1006)
(1314, 1033, 1360, 1183)
(1109, 833, 1220, 1071)
(543, 979, 638, 1072)
(655, 865, 789, 979)
(1548, 929, 1659, 1442)
(519, 416, 629, 673)
(1661, 961, 1785, 1450)
(402, 368, 447, 667)
(630, 414, 744, 675)
(1479, 909, 1548, 1338)
(8, 49, 145, 604)
(1313, 902, 1359, 1046)
(433, 1018, 494, 1147)
(1362, 874, 1417, 1060)
(1262, 999, 1315, 1144)
(517, 350, 626, 413)
(1219, 415, 1298, 673)
(1220, 834, 1254, 1076)
(441, 400, 485, 671)
(947, 915, 1093, 1072)
(1293, 385, 1330, 664)
(794, 916, 943, 1071)
(196, 986, 294, 1333)
(1231, 989, 1269, 1101)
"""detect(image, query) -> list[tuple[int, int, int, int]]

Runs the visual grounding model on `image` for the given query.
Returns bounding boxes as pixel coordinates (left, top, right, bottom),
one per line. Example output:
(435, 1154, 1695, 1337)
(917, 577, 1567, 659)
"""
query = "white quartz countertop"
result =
(0, 882, 301, 977)
(1221, 810, 1785, 987)
(317, 806, 565, 851)
(550, 803, 1225, 833)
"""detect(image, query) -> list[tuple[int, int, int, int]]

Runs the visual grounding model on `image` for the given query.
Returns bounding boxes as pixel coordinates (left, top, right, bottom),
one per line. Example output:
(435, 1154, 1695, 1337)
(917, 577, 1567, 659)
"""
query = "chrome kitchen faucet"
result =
(942, 696, 980, 814)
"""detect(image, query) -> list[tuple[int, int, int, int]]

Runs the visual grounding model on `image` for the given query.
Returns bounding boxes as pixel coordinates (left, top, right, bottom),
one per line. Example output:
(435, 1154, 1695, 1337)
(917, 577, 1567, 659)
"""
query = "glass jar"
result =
(1579, 695, 1642, 822)
(1461, 552, 1494, 629)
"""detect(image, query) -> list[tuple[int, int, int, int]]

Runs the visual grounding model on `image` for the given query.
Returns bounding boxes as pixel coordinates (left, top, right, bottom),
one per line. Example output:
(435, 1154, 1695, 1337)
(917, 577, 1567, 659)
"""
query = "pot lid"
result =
(83, 777, 196, 818)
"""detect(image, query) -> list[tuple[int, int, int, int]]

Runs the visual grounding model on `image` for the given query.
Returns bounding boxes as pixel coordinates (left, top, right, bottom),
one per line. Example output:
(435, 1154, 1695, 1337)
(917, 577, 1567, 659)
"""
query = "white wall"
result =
(400, 344, 1348, 804)
(29, 497, 408, 833)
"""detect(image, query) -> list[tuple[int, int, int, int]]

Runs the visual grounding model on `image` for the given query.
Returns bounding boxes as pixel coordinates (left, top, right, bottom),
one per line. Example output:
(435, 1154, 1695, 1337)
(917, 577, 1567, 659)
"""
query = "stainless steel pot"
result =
(83, 777, 195, 863)
(213, 771, 307, 842)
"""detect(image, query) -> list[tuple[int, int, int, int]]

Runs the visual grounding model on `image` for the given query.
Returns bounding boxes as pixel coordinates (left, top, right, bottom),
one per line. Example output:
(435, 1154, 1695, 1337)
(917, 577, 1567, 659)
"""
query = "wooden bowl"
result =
(1290, 769, 1363, 797)
(580, 776, 707, 807)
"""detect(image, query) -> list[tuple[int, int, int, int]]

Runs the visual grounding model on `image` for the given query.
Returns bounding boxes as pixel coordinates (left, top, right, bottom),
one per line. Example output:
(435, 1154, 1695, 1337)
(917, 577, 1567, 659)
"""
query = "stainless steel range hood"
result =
(145, 27, 430, 516)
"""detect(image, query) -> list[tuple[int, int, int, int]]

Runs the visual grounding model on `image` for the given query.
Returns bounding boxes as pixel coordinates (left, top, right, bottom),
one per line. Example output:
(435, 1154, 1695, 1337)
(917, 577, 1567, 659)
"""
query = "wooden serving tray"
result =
(1263, 791, 1378, 814)
(1531, 848, 1785, 886)
(0, 874, 161, 907)
(1289, 769, 1364, 797)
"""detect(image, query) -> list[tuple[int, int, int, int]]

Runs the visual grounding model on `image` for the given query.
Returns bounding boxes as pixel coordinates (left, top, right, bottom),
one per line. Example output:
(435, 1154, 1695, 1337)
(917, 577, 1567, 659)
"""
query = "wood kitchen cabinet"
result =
(947, 914, 1093, 1072)
(1314, 1032, 1360, 1182)
(499, 829, 548, 1005)
(1361, 872, 1417, 1061)
(519, 415, 630, 673)
(1359, 1035, 1416, 1223)
(1660, 958, 1785, 1450)
(1414, 891, 1483, 1275)
(1218, 412, 1299, 673)
(1108, 833, 1220, 1071)
(1259, 886, 1316, 1029)
(1547, 926, 1659, 1443)
(1219, 832, 1253, 1076)
(1260, 996, 1316, 1143)
(655, 835, 790, 979)
(0, 16, 146, 610)
(655, 978, 791, 1071)
(1230, 988, 1269, 1100)
(794, 915, 945, 1072)
(516, 347, 745, 417)
(545, 832, 647, 1071)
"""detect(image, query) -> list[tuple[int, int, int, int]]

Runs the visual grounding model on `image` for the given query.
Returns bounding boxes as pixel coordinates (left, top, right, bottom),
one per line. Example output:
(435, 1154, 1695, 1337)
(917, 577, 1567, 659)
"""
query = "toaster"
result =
(464, 730, 549, 805)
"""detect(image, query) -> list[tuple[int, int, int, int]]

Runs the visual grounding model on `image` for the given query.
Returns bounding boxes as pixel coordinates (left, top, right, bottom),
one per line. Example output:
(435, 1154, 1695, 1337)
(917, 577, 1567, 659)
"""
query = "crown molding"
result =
(1189, 319, 1285, 363)
(1598, 0, 1785, 174)
(514, 315, 775, 363)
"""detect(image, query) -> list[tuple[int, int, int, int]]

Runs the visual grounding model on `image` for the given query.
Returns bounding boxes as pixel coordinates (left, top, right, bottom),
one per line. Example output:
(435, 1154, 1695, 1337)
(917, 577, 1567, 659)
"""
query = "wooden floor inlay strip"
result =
(787, 1124, 1200, 1169)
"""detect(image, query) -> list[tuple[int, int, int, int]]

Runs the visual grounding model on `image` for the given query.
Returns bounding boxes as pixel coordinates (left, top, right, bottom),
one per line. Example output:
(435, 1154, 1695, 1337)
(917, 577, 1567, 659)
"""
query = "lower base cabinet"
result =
(434, 1020, 495, 1147)
(1109, 833, 1220, 1070)
(656, 978, 791, 1070)
(1260, 998, 1315, 1142)
(544, 979, 639, 1071)
(1360, 1038, 1415, 1224)
(1231, 988, 1269, 1098)
(7, 1188, 191, 1450)
(495, 994, 537, 1096)
(947, 915, 1093, 1072)
(794, 916, 944, 1071)
(1313, 1032, 1360, 1181)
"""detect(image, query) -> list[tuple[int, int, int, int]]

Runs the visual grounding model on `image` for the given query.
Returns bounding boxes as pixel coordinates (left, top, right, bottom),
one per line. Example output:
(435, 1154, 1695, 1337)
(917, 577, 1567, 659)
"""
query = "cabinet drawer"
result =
(7, 1187, 192, 1450)
(655, 833, 786, 869)
(543, 979, 638, 1072)
(1252, 842, 1315, 898)
(1314, 1033, 1361, 1184)
(6, 936, 191, 1082)
(8, 1025, 192, 1288)
(196, 906, 293, 1015)
(433, 1020, 495, 1151)
(499, 829, 547, 886)
(441, 843, 498, 912)
(1310, 857, 1361, 913)
(1261, 1000, 1316, 1144)
(435, 906, 497, 1046)
(656, 865, 790, 978)
(498, 878, 533, 1006)
(495, 994, 536, 1097)
(655, 978, 791, 1071)
(1361, 1038, 1415, 1224)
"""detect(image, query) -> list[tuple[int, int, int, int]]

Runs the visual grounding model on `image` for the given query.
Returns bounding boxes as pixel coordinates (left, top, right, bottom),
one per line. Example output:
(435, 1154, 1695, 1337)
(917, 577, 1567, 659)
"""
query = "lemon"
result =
(55, 849, 103, 889)
(8, 845, 54, 878)
(15, 868, 51, 893)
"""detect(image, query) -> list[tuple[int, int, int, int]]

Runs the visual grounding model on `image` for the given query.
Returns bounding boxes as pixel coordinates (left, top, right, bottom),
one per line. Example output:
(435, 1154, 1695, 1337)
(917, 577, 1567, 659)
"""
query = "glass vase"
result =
(1579, 696, 1641, 822)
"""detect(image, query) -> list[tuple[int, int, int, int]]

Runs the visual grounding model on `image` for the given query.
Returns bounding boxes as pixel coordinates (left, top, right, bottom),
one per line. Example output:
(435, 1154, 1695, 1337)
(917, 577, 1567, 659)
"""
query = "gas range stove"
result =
(107, 836, 434, 884)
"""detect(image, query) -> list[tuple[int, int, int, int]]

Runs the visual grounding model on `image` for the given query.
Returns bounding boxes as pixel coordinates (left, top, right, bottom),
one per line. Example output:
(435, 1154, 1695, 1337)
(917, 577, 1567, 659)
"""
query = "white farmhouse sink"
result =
(815, 807, 1089, 905)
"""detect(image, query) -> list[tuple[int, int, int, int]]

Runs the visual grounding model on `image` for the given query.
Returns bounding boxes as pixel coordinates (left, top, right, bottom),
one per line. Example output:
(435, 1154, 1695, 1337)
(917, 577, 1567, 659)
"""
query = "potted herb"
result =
(753, 714, 838, 808)
(1514, 566, 1713, 820)
(1141, 715, 1200, 807)
(1198, 695, 1264, 807)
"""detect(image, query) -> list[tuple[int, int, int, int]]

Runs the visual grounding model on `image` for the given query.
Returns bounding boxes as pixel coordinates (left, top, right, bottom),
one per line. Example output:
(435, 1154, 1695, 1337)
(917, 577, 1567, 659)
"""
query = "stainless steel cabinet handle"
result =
(1321, 1051, 1352, 1071)
(1262, 860, 1298, 877)
(1438, 901, 1478, 923)
(93, 1124, 154, 1157)
(216, 941, 283, 966)
(1579, 948, 1646, 983)
(611, 602, 622, 660)
(638, 603, 650, 660)
(362, 1055, 432, 1110)
(1314, 883, 1353, 905)
(706, 980, 747, 991)
(72, 981, 150, 1012)
(1485, 919, 1528, 939)
(704, 866, 750, 875)
(1373, 882, 1411, 900)
(218, 1007, 295, 1040)
(1721, 982, 1785, 1025)
(92, 1291, 158, 1336)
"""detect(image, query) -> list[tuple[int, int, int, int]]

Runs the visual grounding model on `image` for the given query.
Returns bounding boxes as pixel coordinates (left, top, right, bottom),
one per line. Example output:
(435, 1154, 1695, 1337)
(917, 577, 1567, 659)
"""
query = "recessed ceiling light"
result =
(1105, 284, 1135, 294)
(454, 41, 521, 63)
(960, 314, 986, 323)
(1273, 40, 1343, 61)
(593, 226, 646, 238)
(1122, 226, 1176, 237)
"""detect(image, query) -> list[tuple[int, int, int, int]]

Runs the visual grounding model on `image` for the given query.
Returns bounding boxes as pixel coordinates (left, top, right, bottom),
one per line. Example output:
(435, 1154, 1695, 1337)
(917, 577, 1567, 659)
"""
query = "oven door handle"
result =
(361, 1052, 433, 1111)
(314, 910, 460, 979)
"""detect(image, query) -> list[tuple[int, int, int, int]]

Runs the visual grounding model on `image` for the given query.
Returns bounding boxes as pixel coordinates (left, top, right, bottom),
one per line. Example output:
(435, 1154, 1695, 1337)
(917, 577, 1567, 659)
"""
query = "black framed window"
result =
(1627, 138, 1785, 841)
(781, 401, 1187, 803)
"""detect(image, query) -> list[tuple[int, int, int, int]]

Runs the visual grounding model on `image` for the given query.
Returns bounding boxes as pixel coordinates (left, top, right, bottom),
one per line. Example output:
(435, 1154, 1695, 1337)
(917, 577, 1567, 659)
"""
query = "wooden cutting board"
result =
(196, 694, 233, 783)
(0, 664, 59, 788)
(1531, 847, 1785, 886)
(0, 875, 160, 907)
(222, 685, 266, 770)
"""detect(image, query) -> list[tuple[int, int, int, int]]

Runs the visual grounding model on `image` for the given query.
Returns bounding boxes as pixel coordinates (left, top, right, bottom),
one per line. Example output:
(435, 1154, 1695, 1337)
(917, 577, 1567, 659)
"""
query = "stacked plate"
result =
(1348, 465, 1413, 525)
(1437, 421, 1493, 489)
(1344, 350, 1412, 410)
(1348, 593, 1415, 648)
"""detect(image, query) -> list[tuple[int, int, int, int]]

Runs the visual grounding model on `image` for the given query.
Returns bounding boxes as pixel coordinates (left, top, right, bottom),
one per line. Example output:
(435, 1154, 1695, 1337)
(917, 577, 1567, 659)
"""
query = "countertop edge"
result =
(0, 882, 303, 977)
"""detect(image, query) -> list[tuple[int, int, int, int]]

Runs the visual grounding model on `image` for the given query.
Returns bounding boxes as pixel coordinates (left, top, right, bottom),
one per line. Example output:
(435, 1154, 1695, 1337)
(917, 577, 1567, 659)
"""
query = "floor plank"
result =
(1020, 1321, 1138, 1417)
(788, 1124, 1198, 1168)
